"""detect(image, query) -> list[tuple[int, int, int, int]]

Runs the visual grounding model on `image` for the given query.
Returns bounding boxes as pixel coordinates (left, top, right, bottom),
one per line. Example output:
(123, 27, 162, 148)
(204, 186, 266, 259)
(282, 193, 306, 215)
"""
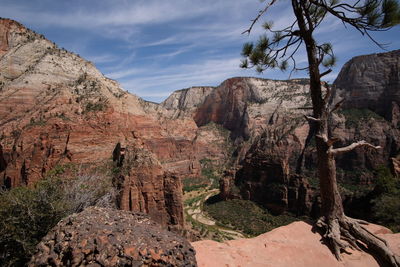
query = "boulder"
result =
(29, 207, 197, 267)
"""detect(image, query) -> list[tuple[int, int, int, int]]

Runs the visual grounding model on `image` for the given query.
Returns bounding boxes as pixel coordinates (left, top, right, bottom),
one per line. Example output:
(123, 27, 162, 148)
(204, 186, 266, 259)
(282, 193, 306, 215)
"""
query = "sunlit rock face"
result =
(0, 18, 204, 229)
(194, 77, 311, 141)
(207, 52, 400, 216)
(334, 49, 400, 123)
(192, 221, 399, 267)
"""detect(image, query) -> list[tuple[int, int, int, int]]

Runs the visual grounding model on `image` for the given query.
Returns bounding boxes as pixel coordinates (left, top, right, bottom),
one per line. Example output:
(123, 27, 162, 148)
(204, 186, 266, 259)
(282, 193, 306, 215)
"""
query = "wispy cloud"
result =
(119, 56, 247, 95)
(1, 0, 398, 103)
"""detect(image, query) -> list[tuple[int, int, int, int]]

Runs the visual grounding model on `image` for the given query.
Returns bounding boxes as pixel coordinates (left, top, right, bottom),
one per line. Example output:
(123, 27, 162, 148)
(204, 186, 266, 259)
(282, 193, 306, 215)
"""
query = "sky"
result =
(1, 0, 399, 103)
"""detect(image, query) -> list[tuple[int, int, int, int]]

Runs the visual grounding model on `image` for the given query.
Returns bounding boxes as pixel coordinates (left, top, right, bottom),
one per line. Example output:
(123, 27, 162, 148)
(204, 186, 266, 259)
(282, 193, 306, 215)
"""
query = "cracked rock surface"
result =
(29, 207, 197, 267)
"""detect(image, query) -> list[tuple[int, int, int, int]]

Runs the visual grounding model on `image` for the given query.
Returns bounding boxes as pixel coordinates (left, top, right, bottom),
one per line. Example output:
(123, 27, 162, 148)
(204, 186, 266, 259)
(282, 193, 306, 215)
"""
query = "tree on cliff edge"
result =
(241, 0, 400, 266)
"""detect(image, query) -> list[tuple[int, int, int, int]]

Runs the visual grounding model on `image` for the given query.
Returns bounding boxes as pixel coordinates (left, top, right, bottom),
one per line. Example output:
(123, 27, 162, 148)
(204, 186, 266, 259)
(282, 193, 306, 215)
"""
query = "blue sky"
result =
(1, 0, 399, 102)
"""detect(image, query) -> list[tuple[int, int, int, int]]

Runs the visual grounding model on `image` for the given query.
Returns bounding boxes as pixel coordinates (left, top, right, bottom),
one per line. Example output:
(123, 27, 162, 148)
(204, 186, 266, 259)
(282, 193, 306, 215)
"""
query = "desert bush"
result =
(0, 179, 67, 266)
(0, 165, 117, 266)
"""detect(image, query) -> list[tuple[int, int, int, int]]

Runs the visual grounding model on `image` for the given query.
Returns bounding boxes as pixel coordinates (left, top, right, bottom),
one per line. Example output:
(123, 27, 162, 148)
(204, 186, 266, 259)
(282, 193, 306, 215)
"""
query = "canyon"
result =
(0, 18, 399, 266)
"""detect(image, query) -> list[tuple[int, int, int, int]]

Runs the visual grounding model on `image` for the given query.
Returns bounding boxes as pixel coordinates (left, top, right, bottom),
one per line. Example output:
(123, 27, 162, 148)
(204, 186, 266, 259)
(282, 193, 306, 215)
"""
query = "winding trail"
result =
(184, 189, 245, 240)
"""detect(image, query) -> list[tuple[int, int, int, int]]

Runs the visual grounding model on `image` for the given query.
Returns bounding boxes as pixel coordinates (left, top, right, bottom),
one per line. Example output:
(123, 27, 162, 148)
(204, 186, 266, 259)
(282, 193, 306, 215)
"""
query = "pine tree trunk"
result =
(291, 1, 400, 265)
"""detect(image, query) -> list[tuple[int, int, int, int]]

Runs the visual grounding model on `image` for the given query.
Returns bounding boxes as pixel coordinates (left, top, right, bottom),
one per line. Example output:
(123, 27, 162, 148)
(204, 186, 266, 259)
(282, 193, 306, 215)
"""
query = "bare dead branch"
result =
(329, 140, 381, 156)
(320, 69, 332, 77)
(304, 115, 321, 123)
(327, 137, 340, 147)
(329, 98, 345, 114)
(242, 0, 277, 35)
(316, 134, 329, 143)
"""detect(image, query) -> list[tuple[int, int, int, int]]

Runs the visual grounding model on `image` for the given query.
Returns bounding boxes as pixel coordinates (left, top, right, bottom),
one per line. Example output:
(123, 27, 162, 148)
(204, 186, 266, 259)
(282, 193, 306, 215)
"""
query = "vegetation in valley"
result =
(182, 176, 209, 193)
(204, 198, 299, 236)
(182, 158, 220, 193)
(340, 108, 385, 128)
(370, 166, 400, 232)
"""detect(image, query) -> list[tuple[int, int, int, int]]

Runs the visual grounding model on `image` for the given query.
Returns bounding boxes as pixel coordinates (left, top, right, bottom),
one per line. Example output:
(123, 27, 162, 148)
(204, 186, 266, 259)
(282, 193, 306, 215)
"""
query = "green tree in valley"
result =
(241, 0, 400, 265)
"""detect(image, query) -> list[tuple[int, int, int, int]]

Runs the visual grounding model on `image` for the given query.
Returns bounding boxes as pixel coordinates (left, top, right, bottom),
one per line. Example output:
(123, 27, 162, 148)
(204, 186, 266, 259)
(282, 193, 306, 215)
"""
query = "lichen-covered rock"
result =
(29, 207, 197, 267)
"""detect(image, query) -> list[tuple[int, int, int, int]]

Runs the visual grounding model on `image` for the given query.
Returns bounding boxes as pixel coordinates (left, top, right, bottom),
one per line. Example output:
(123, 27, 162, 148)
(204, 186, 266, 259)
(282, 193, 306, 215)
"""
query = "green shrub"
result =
(85, 101, 106, 113)
(372, 194, 400, 232)
(373, 166, 398, 195)
(0, 165, 117, 266)
(0, 179, 67, 266)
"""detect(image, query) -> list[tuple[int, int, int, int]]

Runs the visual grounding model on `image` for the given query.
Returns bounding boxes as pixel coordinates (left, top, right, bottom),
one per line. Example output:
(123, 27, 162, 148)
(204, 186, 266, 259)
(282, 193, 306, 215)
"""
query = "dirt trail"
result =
(184, 189, 245, 240)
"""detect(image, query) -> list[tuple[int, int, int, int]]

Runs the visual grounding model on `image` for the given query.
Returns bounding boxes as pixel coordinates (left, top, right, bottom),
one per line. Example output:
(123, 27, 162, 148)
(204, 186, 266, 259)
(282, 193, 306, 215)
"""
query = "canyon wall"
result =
(1, 18, 399, 229)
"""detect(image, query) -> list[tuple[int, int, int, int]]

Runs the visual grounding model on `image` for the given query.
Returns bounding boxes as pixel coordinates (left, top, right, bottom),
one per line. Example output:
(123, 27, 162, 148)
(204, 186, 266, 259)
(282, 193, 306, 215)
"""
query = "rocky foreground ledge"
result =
(29, 207, 196, 266)
(29, 206, 399, 267)
(192, 221, 400, 267)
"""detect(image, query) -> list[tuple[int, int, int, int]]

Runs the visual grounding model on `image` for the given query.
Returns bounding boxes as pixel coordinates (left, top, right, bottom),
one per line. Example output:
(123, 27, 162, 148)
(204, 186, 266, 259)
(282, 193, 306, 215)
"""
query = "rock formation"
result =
(161, 86, 215, 118)
(0, 18, 225, 229)
(113, 145, 184, 227)
(1, 17, 399, 235)
(334, 50, 400, 123)
(194, 77, 311, 141)
(192, 221, 399, 267)
(216, 51, 400, 216)
(29, 207, 197, 267)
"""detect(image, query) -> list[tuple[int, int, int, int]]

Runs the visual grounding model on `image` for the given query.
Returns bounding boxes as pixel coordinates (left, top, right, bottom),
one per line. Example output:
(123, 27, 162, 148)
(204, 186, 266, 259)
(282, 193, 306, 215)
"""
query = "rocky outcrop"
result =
(223, 133, 315, 215)
(334, 50, 400, 123)
(113, 145, 184, 228)
(162, 86, 214, 118)
(194, 77, 311, 141)
(29, 207, 197, 267)
(192, 221, 399, 267)
(218, 51, 400, 217)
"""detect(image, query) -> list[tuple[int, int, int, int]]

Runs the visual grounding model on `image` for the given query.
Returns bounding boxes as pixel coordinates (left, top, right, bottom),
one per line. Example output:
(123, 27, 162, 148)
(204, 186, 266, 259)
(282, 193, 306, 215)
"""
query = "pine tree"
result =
(241, 1, 400, 266)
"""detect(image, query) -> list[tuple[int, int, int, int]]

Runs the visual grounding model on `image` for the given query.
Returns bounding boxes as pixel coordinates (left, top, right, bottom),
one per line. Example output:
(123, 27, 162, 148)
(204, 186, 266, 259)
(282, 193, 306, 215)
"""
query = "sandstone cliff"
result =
(113, 144, 184, 227)
(213, 51, 400, 217)
(0, 18, 204, 229)
(0, 18, 235, 229)
(194, 77, 311, 141)
(162, 86, 215, 118)
(334, 49, 400, 123)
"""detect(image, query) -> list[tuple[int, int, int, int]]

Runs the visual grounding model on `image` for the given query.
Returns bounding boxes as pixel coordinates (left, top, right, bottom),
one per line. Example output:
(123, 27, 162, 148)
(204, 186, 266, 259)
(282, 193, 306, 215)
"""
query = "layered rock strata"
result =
(334, 49, 400, 123)
(113, 144, 184, 227)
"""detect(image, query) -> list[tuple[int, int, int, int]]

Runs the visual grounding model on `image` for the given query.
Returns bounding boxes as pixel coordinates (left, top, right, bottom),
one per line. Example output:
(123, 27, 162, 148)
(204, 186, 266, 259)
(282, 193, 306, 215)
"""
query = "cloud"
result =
(118, 56, 247, 95)
(85, 54, 119, 64)
(2, 0, 398, 104)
